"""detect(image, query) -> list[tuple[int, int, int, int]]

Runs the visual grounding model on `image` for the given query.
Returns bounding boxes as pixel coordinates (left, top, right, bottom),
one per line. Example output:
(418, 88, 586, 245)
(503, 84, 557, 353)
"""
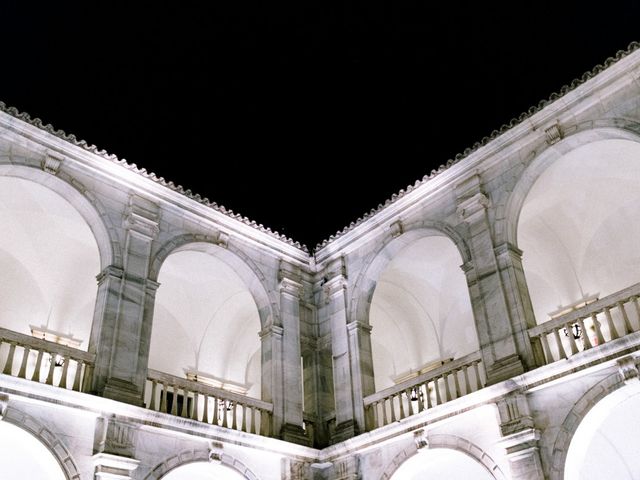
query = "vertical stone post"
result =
(93, 415, 140, 480)
(90, 195, 160, 405)
(260, 323, 284, 437)
(278, 263, 308, 444)
(496, 393, 544, 480)
(324, 259, 359, 442)
(456, 175, 536, 383)
(346, 320, 374, 432)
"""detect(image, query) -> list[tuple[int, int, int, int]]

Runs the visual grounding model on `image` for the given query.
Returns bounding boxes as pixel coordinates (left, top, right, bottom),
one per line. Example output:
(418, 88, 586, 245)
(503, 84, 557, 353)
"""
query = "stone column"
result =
(278, 264, 308, 445)
(93, 415, 140, 480)
(456, 175, 536, 383)
(90, 195, 160, 405)
(325, 265, 359, 442)
(260, 324, 284, 437)
(346, 320, 374, 431)
(496, 393, 544, 480)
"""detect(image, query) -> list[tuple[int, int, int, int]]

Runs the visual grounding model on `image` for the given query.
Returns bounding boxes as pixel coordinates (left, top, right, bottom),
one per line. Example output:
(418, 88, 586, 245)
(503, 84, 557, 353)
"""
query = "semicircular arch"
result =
(145, 449, 259, 480)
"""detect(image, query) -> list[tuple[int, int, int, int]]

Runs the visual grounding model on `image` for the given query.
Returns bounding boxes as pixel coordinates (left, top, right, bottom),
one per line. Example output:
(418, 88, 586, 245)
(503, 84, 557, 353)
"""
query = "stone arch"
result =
(145, 449, 259, 480)
(2, 407, 81, 480)
(149, 234, 279, 328)
(349, 221, 472, 327)
(0, 163, 121, 269)
(548, 369, 625, 480)
(379, 433, 506, 480)
(500, 121, 640, 248)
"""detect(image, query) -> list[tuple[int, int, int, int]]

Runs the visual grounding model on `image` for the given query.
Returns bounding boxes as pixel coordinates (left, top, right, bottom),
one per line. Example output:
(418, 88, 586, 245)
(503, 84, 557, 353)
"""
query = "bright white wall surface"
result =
(519, 139, 640, 324)
(565, 383, 640, 480)
(370, 236, 477, 390)
(390, 448, 494, 480)
(0, 177, 100, 349)
(149, 249, 262, 398)
(0, 421, 66, 480)
(162, 461, 246, 480)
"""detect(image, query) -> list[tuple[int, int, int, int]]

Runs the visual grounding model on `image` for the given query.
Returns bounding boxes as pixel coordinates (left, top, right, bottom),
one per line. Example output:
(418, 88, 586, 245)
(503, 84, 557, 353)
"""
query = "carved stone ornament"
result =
(617, 356, 639, 384)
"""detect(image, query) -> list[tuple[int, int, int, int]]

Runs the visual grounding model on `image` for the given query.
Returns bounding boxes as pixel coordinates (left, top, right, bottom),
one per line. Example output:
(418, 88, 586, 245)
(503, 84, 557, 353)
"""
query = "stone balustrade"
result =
(363, 351, 485, 430)
(145, 369, 273, 437)
(529, 282, 640, 365)
(0, 327, 94, 392)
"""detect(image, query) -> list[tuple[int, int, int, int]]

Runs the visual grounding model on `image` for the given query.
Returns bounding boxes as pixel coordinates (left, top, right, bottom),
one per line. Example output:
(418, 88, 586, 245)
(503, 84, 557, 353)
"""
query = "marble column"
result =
(456, 175, 536, 383)
(260, 323, 284, 437)
(346, 320, 374, 432)
(89, 195, 160, 405)
(496, 393, 544, 480)
(278, 265, 308, 445)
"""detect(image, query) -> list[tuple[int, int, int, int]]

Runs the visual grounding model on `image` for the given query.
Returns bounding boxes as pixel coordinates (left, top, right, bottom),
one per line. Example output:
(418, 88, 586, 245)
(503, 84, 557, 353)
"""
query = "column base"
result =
(281, 423, 311, 446)
(485, 354, 525, 385)
(102, 378, 145, 407)
(331, 420, 359, 444)
(93, 453, 139, 480)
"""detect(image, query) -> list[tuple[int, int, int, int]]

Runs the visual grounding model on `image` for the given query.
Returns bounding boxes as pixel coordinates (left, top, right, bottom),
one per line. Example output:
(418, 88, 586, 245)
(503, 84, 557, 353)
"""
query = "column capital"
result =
(323, 274, 348, 301)
(457, 192, 490, 223)
(259, 324, 284, 339)
(346, 321, 372, 334)
(617, 356, 639, 384)
(279, 277, 303, 298)
(123, 194, 160, 239)
(494, 241, 524, 260)
(93, 453, 139, 480)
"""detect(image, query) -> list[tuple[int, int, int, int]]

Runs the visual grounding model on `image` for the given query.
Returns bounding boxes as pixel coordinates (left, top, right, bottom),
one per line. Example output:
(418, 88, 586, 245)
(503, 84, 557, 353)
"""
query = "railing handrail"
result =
(0, 327, 94, 363)
(363, 350, 482, 406)
(528, 281, 640, 338)
(147, 368, 273, 412)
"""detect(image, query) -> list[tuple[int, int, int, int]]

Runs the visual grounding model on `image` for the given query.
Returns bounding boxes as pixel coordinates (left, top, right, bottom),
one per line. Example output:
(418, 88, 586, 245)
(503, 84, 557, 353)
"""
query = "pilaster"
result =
(90, 195, 160, 405)
(496, 393, 544, 480)
(260, 323, 284, 437)
(456, 175, 531, 383)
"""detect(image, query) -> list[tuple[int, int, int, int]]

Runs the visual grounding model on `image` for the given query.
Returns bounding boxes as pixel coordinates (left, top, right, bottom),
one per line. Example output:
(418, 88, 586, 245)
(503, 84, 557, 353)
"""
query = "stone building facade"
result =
(1, 42, 640, 479)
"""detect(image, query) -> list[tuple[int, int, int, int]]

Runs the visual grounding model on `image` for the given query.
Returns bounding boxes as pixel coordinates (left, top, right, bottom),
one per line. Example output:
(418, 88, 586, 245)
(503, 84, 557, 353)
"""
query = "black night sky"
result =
(2, 2, 638, 249)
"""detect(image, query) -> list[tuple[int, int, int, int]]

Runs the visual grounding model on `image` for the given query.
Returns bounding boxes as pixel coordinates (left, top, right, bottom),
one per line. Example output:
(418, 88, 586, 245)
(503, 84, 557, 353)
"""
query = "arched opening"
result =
(564, 382, 640, 480)
(390, 448, 495, 480)
(161, 461, 246, 480)
(518, 139, 640, 326)
(369, 235, 477, 391)
(0, 421, 67, 480)
(148, 245, 262, 399)
(0, 176, 101, 349)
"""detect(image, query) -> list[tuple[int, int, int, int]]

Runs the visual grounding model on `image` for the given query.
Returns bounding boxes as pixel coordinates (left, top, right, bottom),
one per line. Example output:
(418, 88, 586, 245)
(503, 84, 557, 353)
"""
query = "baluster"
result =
(45, 352, 56, 385)
(425, 382, 432, 409)
(202, 395, 209, 424)
(191, 392, 199, 420)
(405, 389, 414, 416)
(72, 361, 83, 391)
(222, 400, 229, 428)
(592, 313, 605, 345)
(389, 395, 397, 422)
(418, 384, 426, 411)
(372, 402, 379, 429)
(434, 377, 442, 405)
(3, 342, 16, 375)
(59, 355, 70, 389)
(149, 381, 157, 410)
(619, 301, 633, 335)
(232, 402, 238, 430)
(539, 333, 553, 364)
(398, 391, 406, 420)
(160, 382, 168, 413)
(32, 350, 44, 382)
(577, 318, 592, 350)
(443, 372, 452, 401)
(81, 363, 94, 393)
(181, 389, 189, 417)
(473, 361, 483, 389)
(213, 397, 219, 426)
(382, 398, 388, 426)
(565, 323, 579, 355)
(462, 365, 472, 394)
(170, 387, 178, 416)
(17, 346, 30, 379)
(604, 307, 619, 340)
(633, 297, 640, 330)
(553, 328, 567, 360)
(241, 404, 247, 432)
(251, 407, 257, 434)
(452, 369, 461, 399)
